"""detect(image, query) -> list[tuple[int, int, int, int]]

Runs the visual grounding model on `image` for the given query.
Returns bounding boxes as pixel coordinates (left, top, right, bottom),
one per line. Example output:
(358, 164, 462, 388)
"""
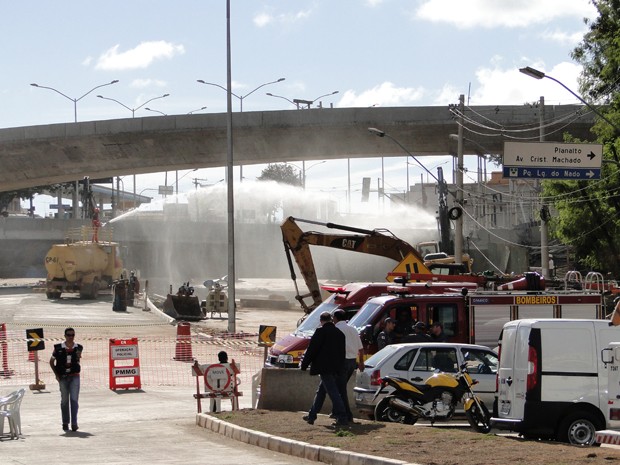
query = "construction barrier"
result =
(109, 338, 141, 390)
(192, 360, 242, 413)
(0, 323, 13, 377)
(174, 322, 194, 362)
(0, 327, 264, 397)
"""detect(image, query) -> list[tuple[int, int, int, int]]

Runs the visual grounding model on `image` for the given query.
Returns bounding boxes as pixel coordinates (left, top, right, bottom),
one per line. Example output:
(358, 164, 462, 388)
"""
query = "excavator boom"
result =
(281, 216, 431, 313)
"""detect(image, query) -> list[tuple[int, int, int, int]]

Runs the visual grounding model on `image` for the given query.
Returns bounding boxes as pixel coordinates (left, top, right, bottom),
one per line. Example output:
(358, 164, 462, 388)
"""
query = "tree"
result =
(542, 0, 620, 274)
(257, 163, 302, 186)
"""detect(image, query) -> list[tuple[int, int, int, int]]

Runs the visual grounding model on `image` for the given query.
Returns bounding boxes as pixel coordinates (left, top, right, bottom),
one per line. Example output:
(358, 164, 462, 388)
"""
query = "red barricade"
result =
(174, 322, 193, 362)
(109, 338, 141, 390)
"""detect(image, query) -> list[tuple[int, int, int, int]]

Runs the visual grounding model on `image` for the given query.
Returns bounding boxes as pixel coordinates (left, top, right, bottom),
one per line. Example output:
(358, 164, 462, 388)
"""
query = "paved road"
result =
(0, 287, 311, 465)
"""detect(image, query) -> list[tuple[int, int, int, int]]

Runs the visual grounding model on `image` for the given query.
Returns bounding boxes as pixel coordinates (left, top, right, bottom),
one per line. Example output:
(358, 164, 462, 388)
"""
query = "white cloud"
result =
(253, 9, 313, 28)
(365, 0, 385, 6)
(540, 28, 586, 46)
(253, 13, 272, 28)
(338, 82, 425, 107)
(415, 0, 596, 29)
(82, 56, 93, 66)
(131, 79, 167, 89)
(459, 60, 583, 106)
(95, 41, 185, 71)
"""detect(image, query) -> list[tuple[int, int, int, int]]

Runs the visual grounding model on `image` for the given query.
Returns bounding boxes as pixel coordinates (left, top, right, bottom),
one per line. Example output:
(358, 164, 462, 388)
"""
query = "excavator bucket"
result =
(163, 294, 205, 321)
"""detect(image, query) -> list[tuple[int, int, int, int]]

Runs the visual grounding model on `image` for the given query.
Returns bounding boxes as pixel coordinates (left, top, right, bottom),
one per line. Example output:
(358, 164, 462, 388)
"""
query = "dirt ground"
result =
(213, 409, 620, 465)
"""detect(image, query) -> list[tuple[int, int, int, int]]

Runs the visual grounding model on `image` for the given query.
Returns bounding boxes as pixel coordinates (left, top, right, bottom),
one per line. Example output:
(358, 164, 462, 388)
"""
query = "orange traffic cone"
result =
(498, 272, 545, 291)
(174, 322, 194, 362)
(498, 277, 528, 291)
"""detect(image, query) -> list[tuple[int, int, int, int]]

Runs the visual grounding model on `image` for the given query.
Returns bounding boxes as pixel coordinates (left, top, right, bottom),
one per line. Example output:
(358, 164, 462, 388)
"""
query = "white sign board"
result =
(504, 141, 602, 168)
(111, 345, 139, 359)
(503, 141, 603, 180)
(204, 363, 232, 393)
(112, 367, 140, 377)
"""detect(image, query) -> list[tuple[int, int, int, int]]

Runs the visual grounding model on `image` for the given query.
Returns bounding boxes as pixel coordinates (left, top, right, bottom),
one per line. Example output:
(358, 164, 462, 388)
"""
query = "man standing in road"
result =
(300, 312, 348, 426)
(333, 310, 364, 423)
(49, 327, 83, 432)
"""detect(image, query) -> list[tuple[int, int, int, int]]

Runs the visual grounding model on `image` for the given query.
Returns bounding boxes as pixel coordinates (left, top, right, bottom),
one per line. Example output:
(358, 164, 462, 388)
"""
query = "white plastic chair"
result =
(0, 388, 25, 439)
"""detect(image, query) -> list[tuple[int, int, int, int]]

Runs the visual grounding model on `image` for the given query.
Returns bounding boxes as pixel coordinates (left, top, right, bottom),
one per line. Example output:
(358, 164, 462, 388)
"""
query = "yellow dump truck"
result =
(44, 228, 123, 299)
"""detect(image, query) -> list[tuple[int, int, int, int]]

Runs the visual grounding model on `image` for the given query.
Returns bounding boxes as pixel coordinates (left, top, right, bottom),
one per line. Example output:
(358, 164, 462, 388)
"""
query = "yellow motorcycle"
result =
(373, 361, 491, 433)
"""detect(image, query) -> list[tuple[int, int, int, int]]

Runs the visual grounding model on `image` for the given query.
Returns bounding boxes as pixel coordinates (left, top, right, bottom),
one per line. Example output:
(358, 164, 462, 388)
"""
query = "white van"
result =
(492, 318, 620, 445)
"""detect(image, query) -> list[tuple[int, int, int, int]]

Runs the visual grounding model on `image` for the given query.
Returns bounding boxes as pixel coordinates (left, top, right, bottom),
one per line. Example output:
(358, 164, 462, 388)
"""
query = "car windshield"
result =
(364, 344, 400, 368)
(294, 298, 338, 337)
(348, 301, 383, 331)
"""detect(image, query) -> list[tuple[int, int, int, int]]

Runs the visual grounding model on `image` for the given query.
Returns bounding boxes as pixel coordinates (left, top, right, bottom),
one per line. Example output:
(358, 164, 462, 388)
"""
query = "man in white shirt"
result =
(333, 310, 364, 422)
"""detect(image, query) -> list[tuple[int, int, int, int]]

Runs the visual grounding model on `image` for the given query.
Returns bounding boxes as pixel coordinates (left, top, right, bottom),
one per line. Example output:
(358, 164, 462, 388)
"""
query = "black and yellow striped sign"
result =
(258, 325, 276, 347)
(26, 328, 45, 351)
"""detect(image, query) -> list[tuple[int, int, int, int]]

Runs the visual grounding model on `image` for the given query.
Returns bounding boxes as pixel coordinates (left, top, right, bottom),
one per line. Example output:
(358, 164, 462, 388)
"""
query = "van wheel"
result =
(557, 411, 599, 446)
(374, 397, 417, 425)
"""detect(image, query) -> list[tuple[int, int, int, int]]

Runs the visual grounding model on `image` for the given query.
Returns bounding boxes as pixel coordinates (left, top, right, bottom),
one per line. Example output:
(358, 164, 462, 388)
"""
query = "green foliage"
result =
(334, 429, 355, 437)
(258, 163, 302, 186)
(543, 1, 620, 274)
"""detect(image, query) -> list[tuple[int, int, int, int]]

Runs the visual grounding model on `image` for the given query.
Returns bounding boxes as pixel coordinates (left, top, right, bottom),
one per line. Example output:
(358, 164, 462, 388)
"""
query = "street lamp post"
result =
(369, 126, 460, 254)
(97, 94, 170, 118)
(197, 77, 285, 112)
(187, 106, 208, 114)
(144, 107, 167, 116)
(30, 80, 119, 123)
(518, 67, 617, 279)
(198, 77, 285, 183)
(267, 91, 339, 109)
(519, 66, 620, 135)
(31, 79, 119, 219)
(284, 161, 326, 189)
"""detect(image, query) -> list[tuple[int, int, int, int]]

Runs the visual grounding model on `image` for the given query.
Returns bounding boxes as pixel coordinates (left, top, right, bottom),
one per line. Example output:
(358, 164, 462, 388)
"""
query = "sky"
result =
(0, 0, 599, 216)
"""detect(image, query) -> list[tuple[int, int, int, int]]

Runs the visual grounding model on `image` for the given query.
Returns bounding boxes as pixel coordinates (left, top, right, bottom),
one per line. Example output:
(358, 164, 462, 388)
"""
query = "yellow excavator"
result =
(281, 216, 472, 314)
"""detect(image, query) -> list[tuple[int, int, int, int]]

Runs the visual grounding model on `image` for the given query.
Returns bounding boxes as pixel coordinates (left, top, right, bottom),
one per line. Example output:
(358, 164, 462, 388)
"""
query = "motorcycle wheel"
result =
(465, 400, 492, 433)
(374, 397, 417, 425)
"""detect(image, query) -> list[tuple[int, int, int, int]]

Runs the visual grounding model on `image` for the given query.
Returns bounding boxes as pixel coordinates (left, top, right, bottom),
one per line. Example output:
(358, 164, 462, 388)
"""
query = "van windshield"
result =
(348, 301, 383, 331)
(294, 297, 338, 337)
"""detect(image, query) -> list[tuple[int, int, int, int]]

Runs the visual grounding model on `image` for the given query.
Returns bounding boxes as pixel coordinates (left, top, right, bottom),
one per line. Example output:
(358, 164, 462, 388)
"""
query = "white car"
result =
(354, 342, 498, 419)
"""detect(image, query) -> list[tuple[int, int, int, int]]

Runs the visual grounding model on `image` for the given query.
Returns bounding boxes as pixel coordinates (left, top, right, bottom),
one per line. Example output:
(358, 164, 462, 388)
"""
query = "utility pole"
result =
(454, 94, 465, 264)
(539, 96, 550, 279)
(437, 167, 451, 253)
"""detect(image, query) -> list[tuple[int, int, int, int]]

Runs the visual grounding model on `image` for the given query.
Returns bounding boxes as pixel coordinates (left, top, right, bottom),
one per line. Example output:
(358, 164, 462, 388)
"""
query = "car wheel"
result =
(557, 411, 599, 446)
(374, 397, 417, 425)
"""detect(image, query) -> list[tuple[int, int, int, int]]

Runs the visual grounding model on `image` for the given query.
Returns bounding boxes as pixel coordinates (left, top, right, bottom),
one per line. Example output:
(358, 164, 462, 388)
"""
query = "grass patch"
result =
(335, 429, 355, 437)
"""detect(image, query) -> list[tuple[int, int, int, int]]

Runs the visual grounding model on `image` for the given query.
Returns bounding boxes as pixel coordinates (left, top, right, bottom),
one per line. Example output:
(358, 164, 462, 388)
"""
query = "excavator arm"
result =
(281, 216, 432, 313)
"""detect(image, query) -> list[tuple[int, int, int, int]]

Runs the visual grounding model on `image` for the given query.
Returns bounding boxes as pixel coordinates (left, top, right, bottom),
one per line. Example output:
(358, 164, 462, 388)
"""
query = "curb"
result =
(196, 413, 420, 465)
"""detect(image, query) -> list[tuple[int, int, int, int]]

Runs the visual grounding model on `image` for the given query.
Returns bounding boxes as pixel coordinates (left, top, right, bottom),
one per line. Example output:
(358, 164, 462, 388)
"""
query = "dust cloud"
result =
(110, 181, 438, 296)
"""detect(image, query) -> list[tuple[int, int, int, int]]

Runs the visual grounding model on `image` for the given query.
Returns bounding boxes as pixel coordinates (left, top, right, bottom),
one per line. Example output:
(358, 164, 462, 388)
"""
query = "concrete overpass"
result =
(0, 105, 596, 192)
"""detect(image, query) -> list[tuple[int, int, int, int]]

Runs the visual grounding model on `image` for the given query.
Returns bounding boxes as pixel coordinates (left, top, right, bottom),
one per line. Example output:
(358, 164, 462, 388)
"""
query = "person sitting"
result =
(393, 307, 414, 340)
(377, 318, 397, 350)
(402, 322, 431, 343)
(430, 322, 447, 342)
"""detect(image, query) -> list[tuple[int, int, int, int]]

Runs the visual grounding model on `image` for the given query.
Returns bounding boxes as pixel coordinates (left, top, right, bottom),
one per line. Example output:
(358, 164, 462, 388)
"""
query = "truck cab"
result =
(266, 281, 477, 368)
(347, 293, 471, 356)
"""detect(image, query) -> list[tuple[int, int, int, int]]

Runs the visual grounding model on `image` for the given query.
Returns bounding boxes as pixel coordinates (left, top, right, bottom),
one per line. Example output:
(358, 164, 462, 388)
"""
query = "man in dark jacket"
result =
(300, 311, 348, 426)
